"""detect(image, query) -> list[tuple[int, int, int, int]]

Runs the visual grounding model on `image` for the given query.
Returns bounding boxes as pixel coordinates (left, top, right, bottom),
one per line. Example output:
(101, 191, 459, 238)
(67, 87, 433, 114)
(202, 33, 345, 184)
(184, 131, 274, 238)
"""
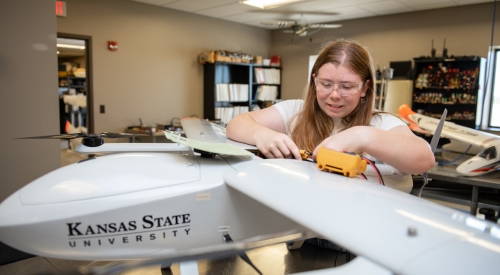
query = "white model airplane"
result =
(398, 104, 500, 176)
(1, 117, 500, 275)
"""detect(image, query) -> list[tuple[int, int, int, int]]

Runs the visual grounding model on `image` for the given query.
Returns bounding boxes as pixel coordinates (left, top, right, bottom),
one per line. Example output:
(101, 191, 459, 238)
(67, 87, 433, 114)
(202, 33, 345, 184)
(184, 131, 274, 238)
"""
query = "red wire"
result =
(362, 157, 383, 185)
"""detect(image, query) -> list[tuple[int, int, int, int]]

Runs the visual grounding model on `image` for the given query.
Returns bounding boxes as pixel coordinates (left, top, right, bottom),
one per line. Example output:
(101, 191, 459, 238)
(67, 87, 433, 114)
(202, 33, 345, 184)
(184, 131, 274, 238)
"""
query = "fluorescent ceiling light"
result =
(57, 44, 85, 50)
(241, 0, 305, 9)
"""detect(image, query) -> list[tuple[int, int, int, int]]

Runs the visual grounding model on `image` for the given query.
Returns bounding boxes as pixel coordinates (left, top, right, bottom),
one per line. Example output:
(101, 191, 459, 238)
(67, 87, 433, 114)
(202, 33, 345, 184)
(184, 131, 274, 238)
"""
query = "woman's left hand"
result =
(312, 126, 365, 157)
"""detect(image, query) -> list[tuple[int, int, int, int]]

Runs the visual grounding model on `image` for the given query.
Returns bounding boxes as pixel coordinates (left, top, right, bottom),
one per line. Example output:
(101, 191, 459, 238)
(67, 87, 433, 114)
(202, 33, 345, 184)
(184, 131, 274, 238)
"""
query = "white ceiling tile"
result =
(396, 0, 454, 7)
(409, 2, 459, 11)
(358, 0, 413, 13)
(128, 0, 488, 29)
(132, 0, 179, 6)
(453, 0, 494, 6)
(330, 5, 377, 20)
(194, 2, 257, 18)
(164, 0, 239, 12)
(293, 0, 350, 11)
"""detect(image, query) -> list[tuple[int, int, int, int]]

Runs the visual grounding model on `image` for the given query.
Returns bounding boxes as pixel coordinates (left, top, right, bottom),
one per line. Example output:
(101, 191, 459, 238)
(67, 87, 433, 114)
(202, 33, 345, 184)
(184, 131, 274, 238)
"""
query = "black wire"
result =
(437, 144, 472, 165)
(363, 157, 385, 186)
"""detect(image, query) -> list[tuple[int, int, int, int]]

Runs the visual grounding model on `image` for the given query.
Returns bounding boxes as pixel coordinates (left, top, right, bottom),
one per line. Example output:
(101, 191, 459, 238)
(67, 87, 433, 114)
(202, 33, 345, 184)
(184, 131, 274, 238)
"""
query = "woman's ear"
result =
(361, 80, 370, 97)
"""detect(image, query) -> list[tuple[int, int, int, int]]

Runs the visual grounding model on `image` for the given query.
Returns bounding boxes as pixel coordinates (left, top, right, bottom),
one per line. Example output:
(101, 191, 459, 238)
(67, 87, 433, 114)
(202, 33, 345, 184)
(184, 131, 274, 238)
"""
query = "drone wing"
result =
(164, 118, 256, 156)
(180, 118, 257, 150)
(225, 158, 500, 275)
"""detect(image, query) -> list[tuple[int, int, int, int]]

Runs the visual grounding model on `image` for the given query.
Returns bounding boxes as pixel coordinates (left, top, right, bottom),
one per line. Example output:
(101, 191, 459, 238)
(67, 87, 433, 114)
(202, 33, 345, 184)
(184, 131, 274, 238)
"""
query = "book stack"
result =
(216, 84, 249, 102)
(254, 68, 281, 84)
(256, 85, 278, 101)
(215, 106, 250, 125)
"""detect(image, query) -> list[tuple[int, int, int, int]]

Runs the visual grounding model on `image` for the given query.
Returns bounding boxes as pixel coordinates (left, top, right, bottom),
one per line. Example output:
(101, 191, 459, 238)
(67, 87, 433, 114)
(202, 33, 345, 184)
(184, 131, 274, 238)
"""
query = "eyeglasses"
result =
(314, 78, 365, 96)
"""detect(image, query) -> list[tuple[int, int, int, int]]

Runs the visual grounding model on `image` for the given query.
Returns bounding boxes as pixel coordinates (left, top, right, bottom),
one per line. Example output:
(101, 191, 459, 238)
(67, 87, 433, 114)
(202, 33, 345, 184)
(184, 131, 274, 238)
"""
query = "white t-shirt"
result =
(273, 99, 407, 162)
(274, 99, 413, 193)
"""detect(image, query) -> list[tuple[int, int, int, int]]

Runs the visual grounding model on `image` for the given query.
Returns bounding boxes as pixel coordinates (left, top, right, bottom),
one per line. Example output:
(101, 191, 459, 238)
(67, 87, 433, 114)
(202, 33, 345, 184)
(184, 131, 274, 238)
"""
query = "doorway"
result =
(57, 33, 93, 165)
(57, 33, 93, 135)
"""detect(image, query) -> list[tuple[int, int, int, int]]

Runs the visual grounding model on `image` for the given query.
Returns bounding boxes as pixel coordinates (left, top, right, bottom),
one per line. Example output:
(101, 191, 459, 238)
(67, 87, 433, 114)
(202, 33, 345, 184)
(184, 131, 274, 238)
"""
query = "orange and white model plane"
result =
(399, 104, 500, 176)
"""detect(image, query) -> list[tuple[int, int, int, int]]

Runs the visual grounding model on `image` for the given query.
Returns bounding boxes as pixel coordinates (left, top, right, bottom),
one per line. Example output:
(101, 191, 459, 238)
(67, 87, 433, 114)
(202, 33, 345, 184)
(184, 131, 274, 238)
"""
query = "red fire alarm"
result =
(108, 41, 118, 51)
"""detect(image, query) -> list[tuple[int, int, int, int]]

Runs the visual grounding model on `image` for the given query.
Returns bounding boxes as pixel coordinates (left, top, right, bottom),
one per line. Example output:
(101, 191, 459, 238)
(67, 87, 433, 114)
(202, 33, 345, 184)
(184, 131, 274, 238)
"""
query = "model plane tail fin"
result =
(398, 104, 431, 134)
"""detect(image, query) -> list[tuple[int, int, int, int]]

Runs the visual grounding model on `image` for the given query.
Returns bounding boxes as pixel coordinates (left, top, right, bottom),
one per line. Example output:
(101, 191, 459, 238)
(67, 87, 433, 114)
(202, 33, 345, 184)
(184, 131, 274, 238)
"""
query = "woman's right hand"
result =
(226, 106, 301, 160)
(254, 129, 301, 159)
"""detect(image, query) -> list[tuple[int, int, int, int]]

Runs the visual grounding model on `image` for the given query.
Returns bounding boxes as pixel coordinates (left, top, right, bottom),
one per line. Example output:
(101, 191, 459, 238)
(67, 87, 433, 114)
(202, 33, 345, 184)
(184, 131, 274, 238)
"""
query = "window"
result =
(483, 46, 500, 129)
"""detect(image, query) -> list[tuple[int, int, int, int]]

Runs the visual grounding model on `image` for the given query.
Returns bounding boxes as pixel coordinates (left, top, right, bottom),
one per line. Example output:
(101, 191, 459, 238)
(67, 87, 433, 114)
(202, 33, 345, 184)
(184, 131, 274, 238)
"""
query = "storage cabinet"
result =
(59, 76, 86, 92)
(203, 62, 281, 124)
(412, 56, 486, 128)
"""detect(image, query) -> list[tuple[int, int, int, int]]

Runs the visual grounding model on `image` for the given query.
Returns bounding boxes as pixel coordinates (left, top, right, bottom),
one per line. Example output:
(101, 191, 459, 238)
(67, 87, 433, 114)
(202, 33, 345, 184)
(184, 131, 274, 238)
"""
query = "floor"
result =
(0, 242, 347, 275)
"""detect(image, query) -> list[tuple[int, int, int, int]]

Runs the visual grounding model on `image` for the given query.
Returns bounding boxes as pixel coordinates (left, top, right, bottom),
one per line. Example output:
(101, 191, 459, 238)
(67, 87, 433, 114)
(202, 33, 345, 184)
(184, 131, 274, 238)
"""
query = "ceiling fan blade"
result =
(261, 21, 295, 28)
(307, 23, 342, 29)
(282, 30, 295, 33)
(295, 26, 309, 35)
(251, 10, 339, 16)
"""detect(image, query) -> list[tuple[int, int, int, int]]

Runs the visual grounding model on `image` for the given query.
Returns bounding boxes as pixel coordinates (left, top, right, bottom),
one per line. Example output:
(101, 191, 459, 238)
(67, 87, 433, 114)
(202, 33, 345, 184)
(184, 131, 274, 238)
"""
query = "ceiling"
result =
(130, 0, 494, 29)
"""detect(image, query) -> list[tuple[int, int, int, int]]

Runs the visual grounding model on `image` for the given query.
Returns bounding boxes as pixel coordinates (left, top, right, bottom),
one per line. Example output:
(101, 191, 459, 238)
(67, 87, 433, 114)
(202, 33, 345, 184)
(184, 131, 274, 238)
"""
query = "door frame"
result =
(57, 32, 94, 134)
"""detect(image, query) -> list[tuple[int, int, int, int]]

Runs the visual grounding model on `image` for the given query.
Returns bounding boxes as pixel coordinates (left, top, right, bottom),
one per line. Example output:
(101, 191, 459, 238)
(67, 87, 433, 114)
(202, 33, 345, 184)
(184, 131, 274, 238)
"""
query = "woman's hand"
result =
(312, 127, 364, 157)
(254, 129, 301, 159)
(227, 106, 302, 160)
(312, 125, 435, 174)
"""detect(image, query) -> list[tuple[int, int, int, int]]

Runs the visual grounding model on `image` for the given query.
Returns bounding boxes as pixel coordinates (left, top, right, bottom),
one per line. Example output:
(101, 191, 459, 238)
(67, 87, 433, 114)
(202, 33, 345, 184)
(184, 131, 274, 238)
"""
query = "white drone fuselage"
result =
(0, 151, 304, 261)
(1, 143, 500, 275)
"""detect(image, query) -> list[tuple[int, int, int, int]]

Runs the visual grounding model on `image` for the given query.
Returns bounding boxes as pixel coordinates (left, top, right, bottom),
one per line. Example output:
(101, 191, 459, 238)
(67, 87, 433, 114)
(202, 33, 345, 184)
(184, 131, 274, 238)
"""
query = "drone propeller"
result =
(17, 132, 147, 147)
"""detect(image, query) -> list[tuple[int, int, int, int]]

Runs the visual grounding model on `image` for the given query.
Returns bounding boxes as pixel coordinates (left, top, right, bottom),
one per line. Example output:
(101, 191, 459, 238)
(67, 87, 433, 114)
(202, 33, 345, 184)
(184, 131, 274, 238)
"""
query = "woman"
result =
(226, 39, 434, 175)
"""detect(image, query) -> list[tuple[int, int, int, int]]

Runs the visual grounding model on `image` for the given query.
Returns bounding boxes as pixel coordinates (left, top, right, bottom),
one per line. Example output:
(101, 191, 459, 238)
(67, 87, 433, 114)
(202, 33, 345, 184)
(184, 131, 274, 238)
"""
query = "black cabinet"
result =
(59, 76, 86, 93)
(412, 56, 486, 128)
(203, 62, 281, 124)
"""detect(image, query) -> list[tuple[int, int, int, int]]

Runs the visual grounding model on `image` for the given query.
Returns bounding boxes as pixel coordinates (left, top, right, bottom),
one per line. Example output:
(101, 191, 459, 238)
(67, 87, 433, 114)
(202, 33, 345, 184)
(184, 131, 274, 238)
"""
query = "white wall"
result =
(0, 0, 60, 201)
(271, 3, 500, 100)
(57, 0, 272, 134)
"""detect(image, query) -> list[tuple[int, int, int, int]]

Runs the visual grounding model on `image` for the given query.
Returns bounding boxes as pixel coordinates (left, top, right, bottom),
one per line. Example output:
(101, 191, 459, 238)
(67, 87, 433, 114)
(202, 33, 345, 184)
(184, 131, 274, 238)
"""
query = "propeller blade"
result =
(99, 132, 147, 138)
(16, 132, 147, 140)
(16, 133, 87, 139)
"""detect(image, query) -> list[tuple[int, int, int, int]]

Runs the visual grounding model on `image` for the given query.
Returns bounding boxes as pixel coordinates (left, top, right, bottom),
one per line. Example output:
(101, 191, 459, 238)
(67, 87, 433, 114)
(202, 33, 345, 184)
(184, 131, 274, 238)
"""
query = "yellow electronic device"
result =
(315, 147, 367, 177)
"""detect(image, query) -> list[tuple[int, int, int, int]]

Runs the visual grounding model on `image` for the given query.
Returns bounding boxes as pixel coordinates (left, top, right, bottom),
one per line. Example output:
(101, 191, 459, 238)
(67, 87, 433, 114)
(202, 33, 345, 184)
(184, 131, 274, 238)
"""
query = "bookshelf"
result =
(203, 62, 281, 124)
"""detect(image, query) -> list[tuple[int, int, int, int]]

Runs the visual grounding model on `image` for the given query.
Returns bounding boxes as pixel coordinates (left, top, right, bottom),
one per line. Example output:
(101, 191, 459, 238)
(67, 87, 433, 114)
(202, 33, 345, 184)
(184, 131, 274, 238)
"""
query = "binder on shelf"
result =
(216, 84, 249, 102)
(254, 68, 280, 84)
(216, 106, 250, 125)
(256, 85, 278, 101)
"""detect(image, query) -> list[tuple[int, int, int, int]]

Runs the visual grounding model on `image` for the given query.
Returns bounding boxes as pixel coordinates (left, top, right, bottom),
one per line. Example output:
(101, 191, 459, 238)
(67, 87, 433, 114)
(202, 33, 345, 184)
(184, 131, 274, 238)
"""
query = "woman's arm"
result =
(312, 125, 435, 174)
(226, 106, 302, 159)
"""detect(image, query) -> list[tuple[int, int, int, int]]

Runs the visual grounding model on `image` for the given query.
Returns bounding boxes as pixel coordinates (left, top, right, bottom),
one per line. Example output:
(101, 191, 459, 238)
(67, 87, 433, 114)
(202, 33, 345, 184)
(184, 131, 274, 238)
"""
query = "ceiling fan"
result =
(261, 21, 342, 40)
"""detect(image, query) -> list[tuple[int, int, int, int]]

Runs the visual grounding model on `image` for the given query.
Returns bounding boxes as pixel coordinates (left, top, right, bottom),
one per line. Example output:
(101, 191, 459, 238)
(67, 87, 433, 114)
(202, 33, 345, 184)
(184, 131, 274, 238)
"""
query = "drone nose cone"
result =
(0, 191, 30, 252)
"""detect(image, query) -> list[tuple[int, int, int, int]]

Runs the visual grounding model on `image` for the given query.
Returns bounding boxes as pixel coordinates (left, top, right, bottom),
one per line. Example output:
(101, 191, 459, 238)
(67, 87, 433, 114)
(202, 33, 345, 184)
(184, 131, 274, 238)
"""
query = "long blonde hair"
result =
(290, 39, 377, 152)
